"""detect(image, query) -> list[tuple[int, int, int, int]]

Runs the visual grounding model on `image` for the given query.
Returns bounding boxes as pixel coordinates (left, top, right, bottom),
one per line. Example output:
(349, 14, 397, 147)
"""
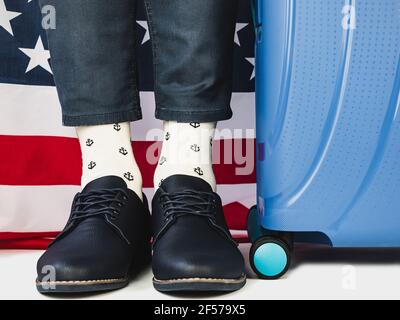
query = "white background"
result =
(1, 244, 400, 300)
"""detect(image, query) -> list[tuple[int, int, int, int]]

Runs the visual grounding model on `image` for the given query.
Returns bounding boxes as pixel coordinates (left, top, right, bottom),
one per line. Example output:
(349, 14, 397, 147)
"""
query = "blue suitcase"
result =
(247, 0, 400, 279)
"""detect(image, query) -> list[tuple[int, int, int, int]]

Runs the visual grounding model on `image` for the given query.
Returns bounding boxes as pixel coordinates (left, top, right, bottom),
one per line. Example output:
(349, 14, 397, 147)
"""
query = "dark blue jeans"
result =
(39, 0, 238, 126)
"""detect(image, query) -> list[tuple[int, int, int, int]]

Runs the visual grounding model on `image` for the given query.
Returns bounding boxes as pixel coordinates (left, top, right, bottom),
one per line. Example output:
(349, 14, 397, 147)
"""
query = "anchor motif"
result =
(113, 123, 121, 131)
(194, 167, 204, 176)
(190, 122, 200, 129)
(124, 172, 134, 181)
(119, 147, 128, 156)
(88, 161, 96, 170)
(191, 144, 200, 152)
(86, 139, 94, 147)
(165, 132, 171, 141)
(159, 156, 167, 165)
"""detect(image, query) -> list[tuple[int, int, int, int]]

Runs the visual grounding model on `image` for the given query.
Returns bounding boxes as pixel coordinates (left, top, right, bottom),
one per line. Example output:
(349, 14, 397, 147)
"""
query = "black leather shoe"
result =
(36, 176, 151, 294)
(152, 175, 246, 292)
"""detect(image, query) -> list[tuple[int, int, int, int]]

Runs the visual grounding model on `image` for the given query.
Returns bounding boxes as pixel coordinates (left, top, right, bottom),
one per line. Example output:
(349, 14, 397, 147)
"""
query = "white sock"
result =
(154, 121, 217, 191)
(76, 122, 143, 200)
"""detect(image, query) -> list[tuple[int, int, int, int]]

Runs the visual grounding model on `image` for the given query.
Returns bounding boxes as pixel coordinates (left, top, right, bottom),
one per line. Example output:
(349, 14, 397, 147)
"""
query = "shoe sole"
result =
(36, 243, 152, 294)
(152, 274, 246, 292)
(36, 277, 129, 294)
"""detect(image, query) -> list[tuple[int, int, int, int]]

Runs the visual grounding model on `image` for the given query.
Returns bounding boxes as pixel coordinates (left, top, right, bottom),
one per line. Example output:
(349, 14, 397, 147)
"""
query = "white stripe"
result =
(0, 184, 255, 233)
(230, 230, 248, 237)
(0, 84, 75, 137)
(217, 183, 256, 208)
(0, 185, 78, 233)
(0, 83, 255, 139)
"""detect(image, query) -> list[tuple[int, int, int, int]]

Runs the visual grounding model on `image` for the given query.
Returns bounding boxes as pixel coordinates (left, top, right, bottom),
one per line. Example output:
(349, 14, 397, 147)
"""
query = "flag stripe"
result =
(0, 239, 53, 250)
(0, 135, 256, 186)
(0, 232, 59, 241)
(0, 184, 255, 233)
(0, 233, 250, 250)
(0, 84, 255, 139)
(0, 230, 251, 250)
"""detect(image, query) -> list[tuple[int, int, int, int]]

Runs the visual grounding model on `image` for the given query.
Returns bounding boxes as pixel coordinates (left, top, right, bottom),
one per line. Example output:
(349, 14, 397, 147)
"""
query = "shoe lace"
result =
(71, 189, 128, 222)
(159, 190, 217, 221)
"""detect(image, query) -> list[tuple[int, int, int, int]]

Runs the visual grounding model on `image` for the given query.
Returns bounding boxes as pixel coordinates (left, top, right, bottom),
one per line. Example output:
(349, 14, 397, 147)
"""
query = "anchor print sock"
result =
(154, 121, 217, 191)
(76, 122, 143, 200)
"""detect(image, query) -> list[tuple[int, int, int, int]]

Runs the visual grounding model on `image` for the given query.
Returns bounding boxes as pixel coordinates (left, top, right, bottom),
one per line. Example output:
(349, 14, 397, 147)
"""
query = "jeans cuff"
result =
(155, 106, 233, 122)
(62, 109, 143, 127)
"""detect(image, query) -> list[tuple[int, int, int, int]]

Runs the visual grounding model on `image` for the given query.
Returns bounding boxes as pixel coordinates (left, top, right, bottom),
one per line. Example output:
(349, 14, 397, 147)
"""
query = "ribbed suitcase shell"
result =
(255, 0, 400, 247)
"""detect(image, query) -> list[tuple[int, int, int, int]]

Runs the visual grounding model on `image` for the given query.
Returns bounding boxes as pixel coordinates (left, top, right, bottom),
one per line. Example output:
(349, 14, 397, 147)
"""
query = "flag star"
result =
(0, 0, 22, 36)
(246, 57, 255, 80)
(19, 37, 53, 74)
(137, 20, 150, 44)
(234, 23, 248, 46)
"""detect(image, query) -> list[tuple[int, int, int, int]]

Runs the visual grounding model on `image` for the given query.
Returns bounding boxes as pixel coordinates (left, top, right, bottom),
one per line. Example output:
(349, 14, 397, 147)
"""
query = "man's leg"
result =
(145, 0, 246, 292)
(35, 0, 150, 294)
(41, 0, 143, 195)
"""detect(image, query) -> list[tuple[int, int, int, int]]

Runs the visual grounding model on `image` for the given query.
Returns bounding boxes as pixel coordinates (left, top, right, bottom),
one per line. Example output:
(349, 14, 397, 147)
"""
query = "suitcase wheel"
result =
(250, 236, 291, 280)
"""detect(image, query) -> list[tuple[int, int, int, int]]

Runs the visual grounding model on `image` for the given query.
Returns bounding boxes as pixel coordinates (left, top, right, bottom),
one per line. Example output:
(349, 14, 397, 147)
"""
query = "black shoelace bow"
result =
(160, 190, 218, 221)
(156, 190, 237, 246)
(71, 189, 128, 222)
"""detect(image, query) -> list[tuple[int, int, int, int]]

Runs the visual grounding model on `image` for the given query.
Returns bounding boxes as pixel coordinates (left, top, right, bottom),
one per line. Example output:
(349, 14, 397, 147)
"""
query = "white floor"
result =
(1, 244, 400, 300)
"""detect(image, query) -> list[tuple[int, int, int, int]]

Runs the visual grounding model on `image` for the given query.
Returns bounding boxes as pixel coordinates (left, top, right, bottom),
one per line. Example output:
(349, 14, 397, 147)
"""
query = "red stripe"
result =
(0, 232, 59, 241)
(0, 236, 250, 250)
(235, 237, 250, 244)
(0, 204, 251, 249)
(0, 236, 249, 250)
(0, 239, 53, 250)
(223, 202, 250, 231)
(0, 135, 255, 187)
(0, 232, 58, 250)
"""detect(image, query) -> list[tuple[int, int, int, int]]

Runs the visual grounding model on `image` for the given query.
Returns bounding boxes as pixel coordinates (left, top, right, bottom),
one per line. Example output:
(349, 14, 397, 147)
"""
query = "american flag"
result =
(0, 0, 256, 249)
